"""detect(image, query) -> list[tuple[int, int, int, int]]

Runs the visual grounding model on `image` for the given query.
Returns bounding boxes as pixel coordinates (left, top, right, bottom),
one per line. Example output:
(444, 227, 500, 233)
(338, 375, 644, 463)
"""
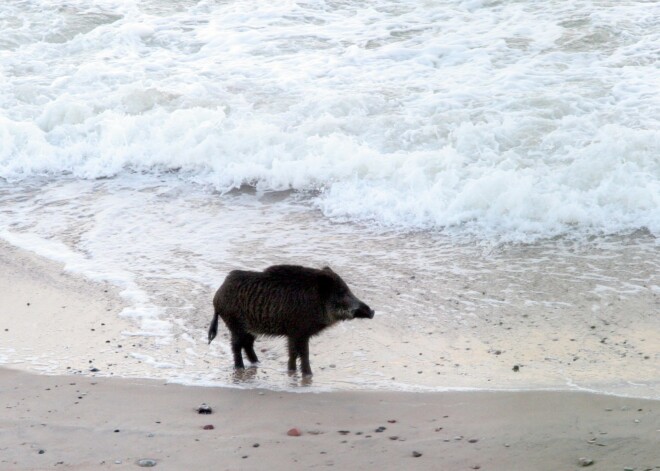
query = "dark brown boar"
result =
(208, 265, 374, 376)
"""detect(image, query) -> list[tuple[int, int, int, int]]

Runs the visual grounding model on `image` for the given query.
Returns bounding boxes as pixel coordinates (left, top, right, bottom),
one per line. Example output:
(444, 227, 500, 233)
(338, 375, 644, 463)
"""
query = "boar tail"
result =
(208, 308, 219, 344)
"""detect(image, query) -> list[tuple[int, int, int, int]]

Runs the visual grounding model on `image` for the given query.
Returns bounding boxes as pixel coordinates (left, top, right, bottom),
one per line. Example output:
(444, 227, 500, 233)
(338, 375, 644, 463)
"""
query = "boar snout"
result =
(354, 302, 375, 319)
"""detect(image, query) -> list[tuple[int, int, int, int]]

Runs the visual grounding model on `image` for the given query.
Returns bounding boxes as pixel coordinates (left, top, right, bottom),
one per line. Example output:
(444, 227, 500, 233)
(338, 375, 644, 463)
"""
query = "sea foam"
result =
(1, 0, 658, 242)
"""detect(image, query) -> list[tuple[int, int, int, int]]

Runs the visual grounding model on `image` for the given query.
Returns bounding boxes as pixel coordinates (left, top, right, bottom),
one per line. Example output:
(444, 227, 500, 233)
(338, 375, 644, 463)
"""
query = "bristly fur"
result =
(208, 265, 374, 376)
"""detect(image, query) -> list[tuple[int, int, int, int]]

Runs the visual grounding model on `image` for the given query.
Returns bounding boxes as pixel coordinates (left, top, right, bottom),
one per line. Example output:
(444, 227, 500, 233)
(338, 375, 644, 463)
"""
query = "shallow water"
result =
(0, 177, 657, 398)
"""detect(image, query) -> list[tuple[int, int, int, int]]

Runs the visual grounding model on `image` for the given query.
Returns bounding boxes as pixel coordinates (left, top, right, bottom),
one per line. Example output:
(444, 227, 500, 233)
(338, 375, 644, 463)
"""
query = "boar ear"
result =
(322, 266, 334, 273)
(318, 272, 335, 299)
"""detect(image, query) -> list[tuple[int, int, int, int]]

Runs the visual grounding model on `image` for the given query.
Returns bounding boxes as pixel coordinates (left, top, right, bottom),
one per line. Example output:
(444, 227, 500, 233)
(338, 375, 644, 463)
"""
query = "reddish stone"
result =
(287, 428, 302, 437)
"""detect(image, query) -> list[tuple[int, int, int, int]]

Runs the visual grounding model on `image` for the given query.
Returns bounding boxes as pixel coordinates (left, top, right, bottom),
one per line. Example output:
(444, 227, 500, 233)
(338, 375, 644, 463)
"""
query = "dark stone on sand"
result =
(196, 404, 212, 414)
(375, 426, 386, 433)
(512, 365, 520, 372)
(90, 367, 100, 372)
(468, 438, 479, 443)
(38, 449, 45, 454)
(253, 443, 260, 448)
(203, 424, 214, 430)
(387, 419, 397, 423)
(114, 429, 120, 433)
(412, 451, 422, 458)
(338, 430, 350, 435)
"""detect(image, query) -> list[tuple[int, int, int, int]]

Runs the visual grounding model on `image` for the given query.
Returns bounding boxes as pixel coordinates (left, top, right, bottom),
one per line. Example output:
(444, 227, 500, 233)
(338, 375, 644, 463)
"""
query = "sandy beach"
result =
(1, 235, 659, 471)
(1, 368, 659, 471)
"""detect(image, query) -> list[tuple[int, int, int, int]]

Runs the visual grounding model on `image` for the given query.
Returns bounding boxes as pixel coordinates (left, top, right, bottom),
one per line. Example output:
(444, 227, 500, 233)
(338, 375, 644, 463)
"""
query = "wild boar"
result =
(208, 265, 374, 376)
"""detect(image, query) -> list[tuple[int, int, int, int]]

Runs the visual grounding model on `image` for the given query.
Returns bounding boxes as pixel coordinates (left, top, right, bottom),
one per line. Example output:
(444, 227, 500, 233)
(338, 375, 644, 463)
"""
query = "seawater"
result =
(0, 0, 658, 396)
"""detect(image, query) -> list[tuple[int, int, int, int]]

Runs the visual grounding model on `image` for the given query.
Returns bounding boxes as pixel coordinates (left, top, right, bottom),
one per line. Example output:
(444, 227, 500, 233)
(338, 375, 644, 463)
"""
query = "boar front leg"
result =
(296, 337, 312, 377)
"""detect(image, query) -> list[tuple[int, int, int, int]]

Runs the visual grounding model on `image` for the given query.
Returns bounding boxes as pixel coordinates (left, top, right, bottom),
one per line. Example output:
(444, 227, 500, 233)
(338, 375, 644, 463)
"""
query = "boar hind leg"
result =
(230, 332, 246, 369)
(243, 333, 259, 364)
(287, 338, 298, 372)
(230, 331, 259, 369)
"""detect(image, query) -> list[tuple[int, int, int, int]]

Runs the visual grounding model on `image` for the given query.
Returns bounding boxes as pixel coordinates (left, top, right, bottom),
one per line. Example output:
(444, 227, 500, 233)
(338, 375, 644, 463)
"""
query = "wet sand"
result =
(1, 222, 658, 396)
(1, 367, 659, 471)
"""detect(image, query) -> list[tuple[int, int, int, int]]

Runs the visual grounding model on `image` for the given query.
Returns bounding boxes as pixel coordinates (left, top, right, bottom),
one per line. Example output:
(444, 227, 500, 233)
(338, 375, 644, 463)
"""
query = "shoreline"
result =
(1, 231, 658, 398)
(2, 366, 658, 471)
(1, 230, 659, 469)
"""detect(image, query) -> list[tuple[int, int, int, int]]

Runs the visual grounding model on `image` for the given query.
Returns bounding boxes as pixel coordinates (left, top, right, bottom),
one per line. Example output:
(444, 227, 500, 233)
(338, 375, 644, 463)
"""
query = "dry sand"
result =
(1, 243, 659, 470)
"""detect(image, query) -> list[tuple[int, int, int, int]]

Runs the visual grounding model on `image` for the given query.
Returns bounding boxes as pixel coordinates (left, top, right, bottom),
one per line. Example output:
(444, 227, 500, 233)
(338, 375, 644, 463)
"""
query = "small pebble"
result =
(412, 451, 422, 458)
(253, 443, 260, 448)
(38, 450, 45, 454)
(578, 457, 594, 467)
(196, 404, 212, 414)
(387, 419, 397, 423)
(338, 430, 350, 435)
(202, 424, 214, 430)
(114, 460, 122, 464)
(468, 439, 479, 443)
(136, 459, 157, 467)
(287, 428, 301, 437)
(375, 426, 386, 433)
(512, 365, 520, 372)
